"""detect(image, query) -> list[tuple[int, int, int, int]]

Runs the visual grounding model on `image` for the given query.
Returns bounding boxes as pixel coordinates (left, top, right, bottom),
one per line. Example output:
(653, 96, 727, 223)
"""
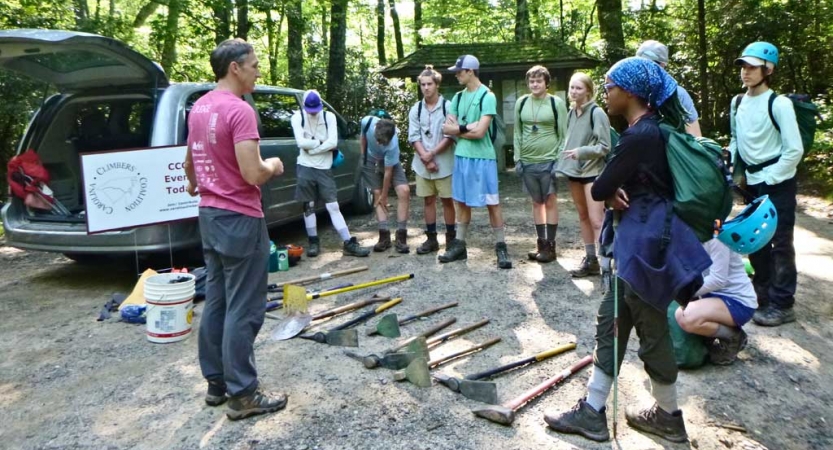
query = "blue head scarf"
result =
(607, 57, 678, 109)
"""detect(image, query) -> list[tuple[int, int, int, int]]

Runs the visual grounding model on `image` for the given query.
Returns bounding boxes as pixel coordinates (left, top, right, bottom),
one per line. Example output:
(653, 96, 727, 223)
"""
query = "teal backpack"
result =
(589, 105, 621, 149)
(667, 301, 709, 369)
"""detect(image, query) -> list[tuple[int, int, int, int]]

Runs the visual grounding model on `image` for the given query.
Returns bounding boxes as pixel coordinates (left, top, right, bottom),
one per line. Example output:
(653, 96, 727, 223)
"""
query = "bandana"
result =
(607, 57, 678, 108)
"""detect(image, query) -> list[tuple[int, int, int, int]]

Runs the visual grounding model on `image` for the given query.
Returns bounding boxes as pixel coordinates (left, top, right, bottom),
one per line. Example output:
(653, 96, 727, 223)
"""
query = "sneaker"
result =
(625, 403, 688, 443)
(205, 381, 228, 407)
(307, 236, 320, 257)
(226, 390, 288, 421)
(752, 305, 796, 327)
(496, 242, 512, 269)
(373, 230, 391, 252)
(438, 239, 467, 263)
(394, 229, 410, 254)
(709, 328, 748, 365)
(343, 237, 371, 257)
(527, 238, 545, 260)
(544, 398, 610, 442)
(417, 232, 439, 254)
(571, 256, 601, 278)
(536, 240, 556, 263)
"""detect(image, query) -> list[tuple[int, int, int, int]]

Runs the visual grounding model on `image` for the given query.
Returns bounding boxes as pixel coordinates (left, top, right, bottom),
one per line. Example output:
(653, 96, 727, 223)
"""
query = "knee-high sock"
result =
(304, 202, 317, 237)
(586, 367, 613, 412)
(651, 379, 679, 413)
(326, 202, 351, 241)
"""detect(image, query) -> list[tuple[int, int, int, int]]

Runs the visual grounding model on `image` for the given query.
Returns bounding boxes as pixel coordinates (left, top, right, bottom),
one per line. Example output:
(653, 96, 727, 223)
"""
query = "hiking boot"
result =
(307, 236, 320, 257)
(625, 403, 688, 443)
(373, 230, 391, 252)
(536, 240, 556, 263)
(544, 398, 610, 442)
(752, 305, 796, 327)
(394, 229, 410, 254)
(445, 229, 457, 245)
(226, 390, 288, 421)
(527, 238, 546, 260)
(708, 328, 748, 365)
(496, 242, 512, 269)
(343, 237, 371, 257)
(416, 232, 439, 254)
(205, 381, 228, 407)
(438, 239, 467, 263)
(571, 256, 601, 278)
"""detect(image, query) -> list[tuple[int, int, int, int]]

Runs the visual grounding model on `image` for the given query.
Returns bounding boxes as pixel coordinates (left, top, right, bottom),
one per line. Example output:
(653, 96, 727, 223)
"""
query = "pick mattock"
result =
(434, 342, 577, 404)
(472, 355, 593, 426)
(345, 317, 457, 370)
(270, 296, 390, 341)
(267, 265, 369, 292)
(394, 337, 502, 387)
(298, 298, 402, 347)
(371, 301, 458, 338)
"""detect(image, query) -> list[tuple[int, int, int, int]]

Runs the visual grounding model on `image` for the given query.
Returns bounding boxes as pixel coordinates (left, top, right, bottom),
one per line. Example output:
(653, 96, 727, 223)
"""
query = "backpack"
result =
(451, 87, 504, 147)
(417, 98, 447, 122)
(660, 123, 734, 242)
(732, 92, 820, 172)
(517, 94, 560, 136)
(588, 105, 621, 149)
(667, 301, 709, 369)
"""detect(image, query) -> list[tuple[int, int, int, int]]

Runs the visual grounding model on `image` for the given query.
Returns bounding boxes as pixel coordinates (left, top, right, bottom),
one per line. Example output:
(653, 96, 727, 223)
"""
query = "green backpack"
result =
(660, 123, 734, 242)
(667, 301, 709, 369)
(589, 105, 621, 149)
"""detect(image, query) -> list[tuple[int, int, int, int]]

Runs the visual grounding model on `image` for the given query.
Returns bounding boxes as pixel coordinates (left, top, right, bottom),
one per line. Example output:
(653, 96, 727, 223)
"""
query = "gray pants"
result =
(198, 206, 269, 397)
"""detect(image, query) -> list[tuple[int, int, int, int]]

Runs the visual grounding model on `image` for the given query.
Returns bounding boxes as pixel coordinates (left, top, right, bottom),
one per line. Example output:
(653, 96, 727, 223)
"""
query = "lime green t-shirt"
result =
(513, 94, 568, 164)
(450, 85, 497, 160)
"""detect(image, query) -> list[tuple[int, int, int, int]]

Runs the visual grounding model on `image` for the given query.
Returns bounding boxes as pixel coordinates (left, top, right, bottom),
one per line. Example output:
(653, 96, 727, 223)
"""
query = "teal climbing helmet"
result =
(735, 42, 779, 67)
(331, 149, 345, 168)
(717, 195, 778, 255)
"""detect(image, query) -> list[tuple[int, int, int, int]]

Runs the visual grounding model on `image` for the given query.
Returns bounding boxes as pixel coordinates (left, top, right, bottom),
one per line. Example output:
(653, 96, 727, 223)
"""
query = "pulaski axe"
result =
(393, 337, 502, 387)
(298, 298, 402, 347)
(370, 301, 458, 338)
(344, 317, 457, 370)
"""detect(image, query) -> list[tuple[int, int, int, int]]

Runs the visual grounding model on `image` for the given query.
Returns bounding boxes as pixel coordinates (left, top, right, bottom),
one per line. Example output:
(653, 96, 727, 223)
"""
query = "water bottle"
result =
(268, 241, 279, 273)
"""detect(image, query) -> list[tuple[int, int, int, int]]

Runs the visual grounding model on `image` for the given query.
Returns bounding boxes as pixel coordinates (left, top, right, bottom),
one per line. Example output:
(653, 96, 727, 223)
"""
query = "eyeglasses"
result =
(603, 83, 618, 94)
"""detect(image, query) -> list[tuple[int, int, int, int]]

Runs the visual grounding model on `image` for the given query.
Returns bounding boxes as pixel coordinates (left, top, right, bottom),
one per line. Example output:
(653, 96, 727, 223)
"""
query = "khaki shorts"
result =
(416, 174, 453, 198)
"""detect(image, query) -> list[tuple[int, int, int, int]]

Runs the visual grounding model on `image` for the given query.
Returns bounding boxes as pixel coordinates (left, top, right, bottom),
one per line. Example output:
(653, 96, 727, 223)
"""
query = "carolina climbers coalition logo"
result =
(88, 162, 148, 215)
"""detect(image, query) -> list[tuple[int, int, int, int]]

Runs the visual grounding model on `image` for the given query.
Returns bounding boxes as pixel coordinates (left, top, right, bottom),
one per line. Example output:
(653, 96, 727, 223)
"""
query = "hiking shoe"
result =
(752, 305, 796, 327)
(709, 328, 748, 365)
(438, 239, 467, 263)
(536, 240, 556, 263)
(417, 232, 439, 254)
(571, 256, 601, 278)
(343, 237, 371, 257)
(625, 403, 688, 443)
(394, 229, 410, 254)
(527, 238, 546, 260)
(373, 229, 391, 252)
(307, 236, 320, 257)
(226, 390, 288, 421)
(205, 381, 228, 407)
(496, 242, 512, 269)
(544, 398, 610, 442)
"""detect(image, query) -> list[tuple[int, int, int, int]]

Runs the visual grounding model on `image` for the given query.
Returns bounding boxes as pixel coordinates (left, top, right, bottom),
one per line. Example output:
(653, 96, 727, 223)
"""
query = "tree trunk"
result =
(74, 0, 89, 27)
(211, 0, 232, 44)
(161, 0, 182, 72)
(376, 0, 386, 65)
(414, 0, 422, 48)
(287, 0, 305, 89)
(265, 7, 285, 86)
(327, 0, 348, 110)
(236, 0, 249, 40)
(388, 0, 404, 60)
(560, 0, 565, 41)
(133, 2, 160, 28)
(696, 0, 710, 128)
(515, 0, 531, 42)
(595, 0, 627, 66)
(580, 4, 597, 52)
(321, 5, 329, 48)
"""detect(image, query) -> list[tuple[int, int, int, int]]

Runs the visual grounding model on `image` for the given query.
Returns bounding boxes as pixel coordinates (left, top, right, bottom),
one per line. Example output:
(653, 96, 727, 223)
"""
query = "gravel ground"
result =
(0, 174, 831, 450)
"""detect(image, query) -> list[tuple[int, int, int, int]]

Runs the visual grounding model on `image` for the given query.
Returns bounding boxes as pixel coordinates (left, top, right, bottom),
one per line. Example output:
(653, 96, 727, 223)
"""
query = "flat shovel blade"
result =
(324, 328, 359, 347)
(270, 314, 312, 341)
(459, 380, 499, 404)
(403, 357, 431, 388)
(379, 352, 418, 370)
(375, 314, 401, 338)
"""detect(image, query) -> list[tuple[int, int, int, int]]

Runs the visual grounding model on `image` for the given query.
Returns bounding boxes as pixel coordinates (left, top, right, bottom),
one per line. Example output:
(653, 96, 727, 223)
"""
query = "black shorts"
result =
(568, 176, 597, 185)
(295, 165, 338, 203)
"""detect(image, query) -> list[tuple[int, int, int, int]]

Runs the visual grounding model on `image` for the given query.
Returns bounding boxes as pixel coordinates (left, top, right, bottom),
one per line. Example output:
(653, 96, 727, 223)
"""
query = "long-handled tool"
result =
(472, 355, 593, 426)
(279, 273, 413, 319)
(298, 298, 402, 347)
(269, 296, 390, 340)
(266, 283, 355, 309)
(267, 265, 369, 292)
(345, 317, 457, 370)
(394, 337, 502, 387)
(370, 301, 458, 338)
(434, 343, 577, 404)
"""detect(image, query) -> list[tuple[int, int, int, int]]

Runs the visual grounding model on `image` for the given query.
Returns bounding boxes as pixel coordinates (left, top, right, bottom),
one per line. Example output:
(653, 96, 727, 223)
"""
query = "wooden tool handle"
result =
(465, 343, 577, 381)
(311, 296, 390, 320)
(535, 343, 577, 361)
(388, 317, 457, 353)
(428, 337, 502, 367)
(426, 318, 490, 346)
(374, 297, 403, 313)
(503, 355, 593, 412)
(309, 273, 414, 300)
(400, 301, 458, 324)
(272, 266, 368, 289)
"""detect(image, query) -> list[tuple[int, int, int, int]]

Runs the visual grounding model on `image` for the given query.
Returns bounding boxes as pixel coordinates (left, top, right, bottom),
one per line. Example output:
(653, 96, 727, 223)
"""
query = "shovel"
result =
(472, 355, 592, 426)
(370, 301, 458, 338)
(267, 265, 369, 292)
(346, 317, 457, 369)
(299, 298, 402, 347)
(433, 343, 577, 404)
(393, 337, 502, 387)
(269, 296, 390, 341)
(278, 273, 413, 318)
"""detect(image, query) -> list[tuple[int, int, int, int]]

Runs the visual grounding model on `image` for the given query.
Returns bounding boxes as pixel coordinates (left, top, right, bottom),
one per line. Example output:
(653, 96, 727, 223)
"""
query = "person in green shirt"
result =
(513, 65, 567, 263)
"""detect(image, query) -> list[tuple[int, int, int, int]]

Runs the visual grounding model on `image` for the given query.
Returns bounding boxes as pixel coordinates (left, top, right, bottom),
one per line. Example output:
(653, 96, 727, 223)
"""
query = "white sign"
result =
(81, 146, 198, 234)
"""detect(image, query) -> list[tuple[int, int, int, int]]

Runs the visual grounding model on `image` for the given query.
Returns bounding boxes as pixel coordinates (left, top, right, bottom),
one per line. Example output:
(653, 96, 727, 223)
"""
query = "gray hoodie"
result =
(556, 101, 611, 178)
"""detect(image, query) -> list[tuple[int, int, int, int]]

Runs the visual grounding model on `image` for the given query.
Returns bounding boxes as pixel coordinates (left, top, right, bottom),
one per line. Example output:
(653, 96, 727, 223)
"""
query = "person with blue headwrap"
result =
(545, 57, 710, 444)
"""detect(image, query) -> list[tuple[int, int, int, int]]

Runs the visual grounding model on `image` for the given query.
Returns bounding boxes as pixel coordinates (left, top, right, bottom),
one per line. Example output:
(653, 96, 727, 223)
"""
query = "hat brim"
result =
(304, 104, 324, 114)
(734, 56, 766, 67)
(448, 65, 464, 72)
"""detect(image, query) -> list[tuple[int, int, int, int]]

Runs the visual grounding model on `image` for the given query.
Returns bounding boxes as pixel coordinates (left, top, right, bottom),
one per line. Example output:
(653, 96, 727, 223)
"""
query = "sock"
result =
(493, 225, 505, 244)
(378, 221, 389, 231)
(535, 224, 546, 240)
(546, 223, 558, 242)
(426, 223, 437, 233)
(325, 202, 351, 241)
(397, 220, 407, 231)
(445, 223, 456, 234)
(586, 367, 613, 412)
(585, 244, 596, 258)
(651, 380, 679, 413)
(457, 222, 469, 241)
(712, 324, 740, 340)
(304, 213, 317, 237)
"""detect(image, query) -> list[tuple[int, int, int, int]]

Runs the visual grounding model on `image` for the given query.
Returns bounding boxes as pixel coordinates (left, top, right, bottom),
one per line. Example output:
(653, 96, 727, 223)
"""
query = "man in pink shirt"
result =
(184, 38, 286, 421)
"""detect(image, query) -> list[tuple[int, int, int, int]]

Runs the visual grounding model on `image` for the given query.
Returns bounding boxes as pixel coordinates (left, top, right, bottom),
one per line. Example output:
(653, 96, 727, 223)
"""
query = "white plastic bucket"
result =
(144, 273, 196, 343)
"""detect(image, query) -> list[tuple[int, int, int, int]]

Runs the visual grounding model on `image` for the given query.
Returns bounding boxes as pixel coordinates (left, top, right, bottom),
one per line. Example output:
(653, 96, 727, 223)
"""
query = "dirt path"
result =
(0, 175, 831, 450)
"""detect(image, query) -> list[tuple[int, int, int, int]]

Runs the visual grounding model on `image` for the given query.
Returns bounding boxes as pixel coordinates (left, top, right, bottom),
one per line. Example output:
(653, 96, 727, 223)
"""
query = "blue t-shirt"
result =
(677, 86, 699, 124)
(361, 116, 401, 167)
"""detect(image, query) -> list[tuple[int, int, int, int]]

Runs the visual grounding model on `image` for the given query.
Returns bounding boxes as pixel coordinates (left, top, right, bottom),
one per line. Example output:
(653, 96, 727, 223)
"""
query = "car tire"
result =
(349, 176, 374, 215)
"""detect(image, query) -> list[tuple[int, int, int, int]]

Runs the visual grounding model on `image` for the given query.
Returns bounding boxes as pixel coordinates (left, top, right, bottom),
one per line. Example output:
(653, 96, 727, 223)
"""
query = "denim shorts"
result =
(452, 156, 499, 207)
(714, 293, 756, 327)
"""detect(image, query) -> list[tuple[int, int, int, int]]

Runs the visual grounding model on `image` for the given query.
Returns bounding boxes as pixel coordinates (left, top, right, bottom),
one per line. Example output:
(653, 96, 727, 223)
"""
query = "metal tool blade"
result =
(459, 380, 499, 404)
(374, 314, 401, 338)
(270, 314, 313, 341)
(323, 328, 359, 347)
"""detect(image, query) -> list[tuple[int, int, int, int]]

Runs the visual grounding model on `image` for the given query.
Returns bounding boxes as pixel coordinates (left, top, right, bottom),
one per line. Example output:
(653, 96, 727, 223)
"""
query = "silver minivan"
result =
(0, 29, 373, 259)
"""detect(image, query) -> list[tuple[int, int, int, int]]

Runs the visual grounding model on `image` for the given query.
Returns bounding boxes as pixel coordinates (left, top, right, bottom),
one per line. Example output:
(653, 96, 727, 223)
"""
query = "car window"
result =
(321, 100, 348, 139)
(251, 92, 298, 139)
(182, 90, 210, 143)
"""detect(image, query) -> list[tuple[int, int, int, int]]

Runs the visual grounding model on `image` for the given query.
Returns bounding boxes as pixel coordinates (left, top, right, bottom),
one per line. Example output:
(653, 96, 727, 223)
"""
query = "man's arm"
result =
(235, 139, 283, 185)
(307, 111, 339, 155)
(291, 112, 320, 150)
(184, 146, 198, 196)
(766, 96, 804, 185)
(460, 115, 492, 140)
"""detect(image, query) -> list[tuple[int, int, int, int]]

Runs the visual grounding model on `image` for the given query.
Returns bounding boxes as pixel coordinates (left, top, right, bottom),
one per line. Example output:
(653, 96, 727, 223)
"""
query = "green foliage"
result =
(799, 91, 833, 196)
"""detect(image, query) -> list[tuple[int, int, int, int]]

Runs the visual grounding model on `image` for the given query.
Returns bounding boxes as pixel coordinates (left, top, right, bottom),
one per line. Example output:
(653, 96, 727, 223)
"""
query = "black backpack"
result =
(451, 87, 499, 144)
(417, 98, 447, 122)
(516, 94, 560, 136)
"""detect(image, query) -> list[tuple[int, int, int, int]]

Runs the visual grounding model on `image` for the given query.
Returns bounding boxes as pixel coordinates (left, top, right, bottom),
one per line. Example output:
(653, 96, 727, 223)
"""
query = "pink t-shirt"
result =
(188, 90, 263, 218)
